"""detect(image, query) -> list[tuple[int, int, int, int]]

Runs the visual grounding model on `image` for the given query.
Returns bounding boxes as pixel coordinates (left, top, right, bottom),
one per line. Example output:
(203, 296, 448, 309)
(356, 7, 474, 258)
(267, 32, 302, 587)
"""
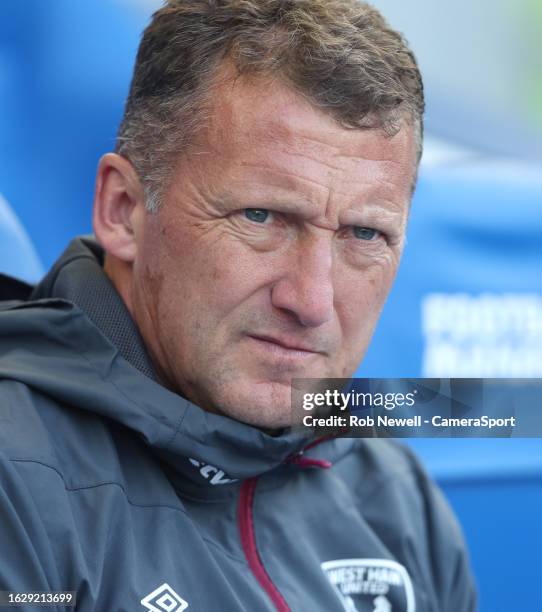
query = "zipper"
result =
(238, 478, 291, 612)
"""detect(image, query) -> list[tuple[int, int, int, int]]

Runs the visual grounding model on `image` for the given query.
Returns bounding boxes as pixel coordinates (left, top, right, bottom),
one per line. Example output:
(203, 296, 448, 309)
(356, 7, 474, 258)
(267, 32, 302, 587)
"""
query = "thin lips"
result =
(249, 334, 322, 353)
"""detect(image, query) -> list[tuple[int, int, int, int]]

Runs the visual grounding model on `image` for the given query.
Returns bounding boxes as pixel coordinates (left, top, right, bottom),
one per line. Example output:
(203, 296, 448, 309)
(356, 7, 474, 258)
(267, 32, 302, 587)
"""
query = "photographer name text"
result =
(302, 414, 516, 430)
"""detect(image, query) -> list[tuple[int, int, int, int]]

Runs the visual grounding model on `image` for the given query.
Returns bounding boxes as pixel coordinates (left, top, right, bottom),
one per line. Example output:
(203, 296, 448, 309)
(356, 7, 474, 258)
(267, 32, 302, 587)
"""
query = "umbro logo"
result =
(141, 583, 189, 612)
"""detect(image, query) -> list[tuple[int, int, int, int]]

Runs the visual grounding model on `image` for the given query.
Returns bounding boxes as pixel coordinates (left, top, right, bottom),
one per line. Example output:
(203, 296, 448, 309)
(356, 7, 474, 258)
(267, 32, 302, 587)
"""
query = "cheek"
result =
(336, 260, 397, 336)
(335, 272, 392, 376)
(157, 227, 271, 322)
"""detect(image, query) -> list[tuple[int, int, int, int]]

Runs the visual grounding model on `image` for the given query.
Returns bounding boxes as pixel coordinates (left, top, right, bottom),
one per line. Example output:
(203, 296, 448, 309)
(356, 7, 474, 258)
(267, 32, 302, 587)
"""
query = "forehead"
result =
(207, 73, 414, 160)
(183, 74, 417, 213)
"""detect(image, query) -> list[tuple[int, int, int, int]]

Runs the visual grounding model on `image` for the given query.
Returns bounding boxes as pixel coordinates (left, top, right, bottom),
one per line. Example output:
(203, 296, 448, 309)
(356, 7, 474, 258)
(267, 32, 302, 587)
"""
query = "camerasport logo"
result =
(140, 583, 188, 612)
(321, 559, 415, 612)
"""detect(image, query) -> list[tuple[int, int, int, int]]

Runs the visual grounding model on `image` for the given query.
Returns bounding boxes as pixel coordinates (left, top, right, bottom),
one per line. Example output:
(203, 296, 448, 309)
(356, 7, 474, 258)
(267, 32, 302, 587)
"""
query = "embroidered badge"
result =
(321, 558, 415, 612)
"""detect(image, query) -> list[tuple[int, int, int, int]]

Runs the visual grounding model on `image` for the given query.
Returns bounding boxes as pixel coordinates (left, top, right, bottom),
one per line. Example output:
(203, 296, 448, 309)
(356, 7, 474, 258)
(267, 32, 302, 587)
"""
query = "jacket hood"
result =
(0, 237, 355, 488)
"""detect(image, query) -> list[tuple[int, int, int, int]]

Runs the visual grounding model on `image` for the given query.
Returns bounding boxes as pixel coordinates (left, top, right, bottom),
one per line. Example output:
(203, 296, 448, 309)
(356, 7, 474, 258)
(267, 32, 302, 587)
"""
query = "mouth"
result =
(247, 334, 323, 358)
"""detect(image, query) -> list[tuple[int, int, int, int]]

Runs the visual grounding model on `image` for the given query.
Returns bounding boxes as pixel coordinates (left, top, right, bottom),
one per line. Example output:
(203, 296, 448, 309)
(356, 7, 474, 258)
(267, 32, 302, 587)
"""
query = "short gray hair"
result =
(117, 0, 425, 212)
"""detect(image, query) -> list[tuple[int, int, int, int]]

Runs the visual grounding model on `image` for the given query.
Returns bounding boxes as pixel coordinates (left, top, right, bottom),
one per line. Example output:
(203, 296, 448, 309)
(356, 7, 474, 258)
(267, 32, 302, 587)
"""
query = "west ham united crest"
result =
(321, 559, 415, 612)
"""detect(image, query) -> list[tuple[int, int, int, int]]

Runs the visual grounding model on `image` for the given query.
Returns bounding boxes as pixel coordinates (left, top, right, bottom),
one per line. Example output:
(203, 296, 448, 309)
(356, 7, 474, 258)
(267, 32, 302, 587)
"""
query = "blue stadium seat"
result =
(0, 194, 43, 282)
(0, 0, 150, 268)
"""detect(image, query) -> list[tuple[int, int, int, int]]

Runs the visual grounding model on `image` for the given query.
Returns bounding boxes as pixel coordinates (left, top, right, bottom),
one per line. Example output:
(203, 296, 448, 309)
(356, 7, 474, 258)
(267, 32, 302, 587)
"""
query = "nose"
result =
(271, 234, 335, 328)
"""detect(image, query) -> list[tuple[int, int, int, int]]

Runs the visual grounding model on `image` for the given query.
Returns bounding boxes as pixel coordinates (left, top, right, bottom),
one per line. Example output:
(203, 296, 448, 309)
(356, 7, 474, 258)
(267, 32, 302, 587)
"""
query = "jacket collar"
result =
(30, 235, 157, 380)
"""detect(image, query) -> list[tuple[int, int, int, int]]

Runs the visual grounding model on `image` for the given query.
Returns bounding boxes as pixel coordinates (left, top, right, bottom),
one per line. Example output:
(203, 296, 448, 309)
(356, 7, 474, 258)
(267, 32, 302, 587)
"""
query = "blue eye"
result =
(353, 226, 378, 240)
(245, 208, 269, 223)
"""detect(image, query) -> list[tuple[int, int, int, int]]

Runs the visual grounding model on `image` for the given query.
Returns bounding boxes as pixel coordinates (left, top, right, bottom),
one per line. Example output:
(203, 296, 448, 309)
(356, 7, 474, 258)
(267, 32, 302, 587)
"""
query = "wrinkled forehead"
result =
(205, 74, 416, 162)
(186, 76, 418, 209)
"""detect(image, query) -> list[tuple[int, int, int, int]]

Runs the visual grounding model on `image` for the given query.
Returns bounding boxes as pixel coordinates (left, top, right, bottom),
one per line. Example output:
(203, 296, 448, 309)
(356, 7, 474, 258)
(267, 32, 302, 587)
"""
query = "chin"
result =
(212, 379, 296, 430)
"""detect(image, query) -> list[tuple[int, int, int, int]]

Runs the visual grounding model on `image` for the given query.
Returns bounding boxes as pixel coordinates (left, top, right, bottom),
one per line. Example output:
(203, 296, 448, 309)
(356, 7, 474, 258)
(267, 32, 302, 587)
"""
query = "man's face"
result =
(130, 77, 416, 428)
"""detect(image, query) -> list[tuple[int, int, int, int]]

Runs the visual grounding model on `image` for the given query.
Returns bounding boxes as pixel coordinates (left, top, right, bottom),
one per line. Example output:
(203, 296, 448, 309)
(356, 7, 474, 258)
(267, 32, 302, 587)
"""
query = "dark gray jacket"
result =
(0, 238, 476, 611)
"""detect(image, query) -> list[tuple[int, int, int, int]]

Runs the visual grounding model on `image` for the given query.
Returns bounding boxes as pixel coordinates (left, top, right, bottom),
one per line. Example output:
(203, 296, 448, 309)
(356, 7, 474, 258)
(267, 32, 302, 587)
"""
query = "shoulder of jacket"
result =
(0, 379, 121, 490)
(329, 438, 458, 530)
(333, 438, 426, 486)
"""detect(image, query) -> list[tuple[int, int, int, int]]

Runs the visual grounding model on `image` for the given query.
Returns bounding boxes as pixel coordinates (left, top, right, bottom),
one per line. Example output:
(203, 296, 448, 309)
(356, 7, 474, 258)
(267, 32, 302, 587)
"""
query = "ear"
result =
(92, 153, 146, 263)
